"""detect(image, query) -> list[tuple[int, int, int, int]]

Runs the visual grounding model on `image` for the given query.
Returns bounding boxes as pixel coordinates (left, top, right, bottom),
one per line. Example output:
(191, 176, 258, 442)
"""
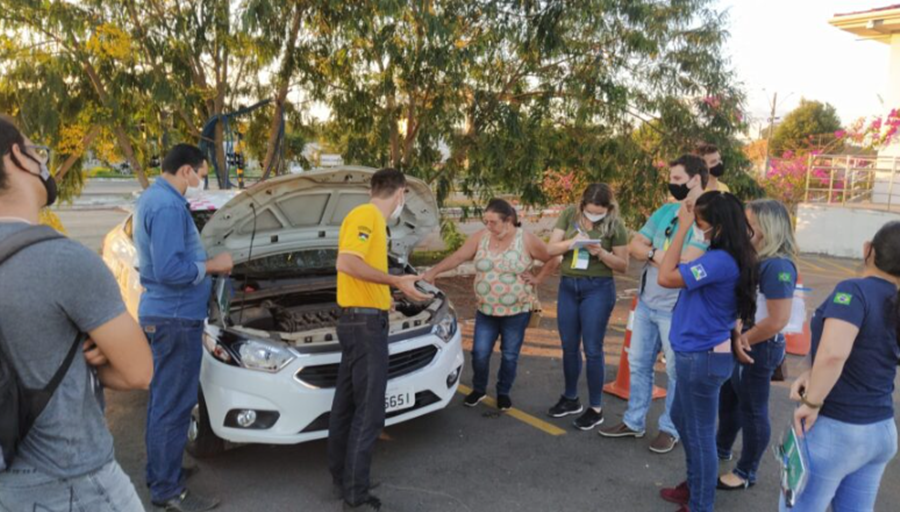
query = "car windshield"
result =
(234, 249, 338, 278)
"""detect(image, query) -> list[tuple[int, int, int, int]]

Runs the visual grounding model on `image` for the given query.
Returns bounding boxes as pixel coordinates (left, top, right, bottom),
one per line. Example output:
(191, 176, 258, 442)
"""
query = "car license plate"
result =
(385, 389, 414, 413)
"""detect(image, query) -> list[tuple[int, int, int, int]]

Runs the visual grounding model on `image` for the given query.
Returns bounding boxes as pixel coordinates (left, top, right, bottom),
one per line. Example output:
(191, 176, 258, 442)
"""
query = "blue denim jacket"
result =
(134, 179, 211, 320)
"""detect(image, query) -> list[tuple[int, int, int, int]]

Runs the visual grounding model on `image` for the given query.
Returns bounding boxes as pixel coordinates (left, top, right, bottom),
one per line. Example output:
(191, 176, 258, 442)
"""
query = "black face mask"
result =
(668, 183, 690, 201)
(709, 162, 725, 178)
(16, 151, 57, 207)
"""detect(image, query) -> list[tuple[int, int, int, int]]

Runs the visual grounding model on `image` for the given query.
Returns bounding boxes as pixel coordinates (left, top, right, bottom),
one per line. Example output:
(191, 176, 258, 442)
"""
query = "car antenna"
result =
(237, 202, 258, 326)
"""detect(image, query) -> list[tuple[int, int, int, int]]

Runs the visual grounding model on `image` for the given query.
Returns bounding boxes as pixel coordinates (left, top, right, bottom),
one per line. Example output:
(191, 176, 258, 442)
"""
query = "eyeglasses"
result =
(25, 145, 51, 164)
(664, 217, 678, 238)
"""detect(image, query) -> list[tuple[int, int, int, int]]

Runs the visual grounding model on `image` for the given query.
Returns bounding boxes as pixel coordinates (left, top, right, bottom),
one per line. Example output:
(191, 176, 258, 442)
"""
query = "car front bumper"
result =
(200, 328, 464, 444)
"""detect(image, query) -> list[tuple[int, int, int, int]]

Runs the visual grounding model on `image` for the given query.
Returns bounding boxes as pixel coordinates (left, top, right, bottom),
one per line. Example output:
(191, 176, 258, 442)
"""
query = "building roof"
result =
(830, 4, 900, 43)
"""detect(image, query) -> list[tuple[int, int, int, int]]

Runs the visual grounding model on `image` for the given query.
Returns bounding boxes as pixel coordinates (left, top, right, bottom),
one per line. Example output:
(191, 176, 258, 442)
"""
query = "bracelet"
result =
(800, 393, 822, 409)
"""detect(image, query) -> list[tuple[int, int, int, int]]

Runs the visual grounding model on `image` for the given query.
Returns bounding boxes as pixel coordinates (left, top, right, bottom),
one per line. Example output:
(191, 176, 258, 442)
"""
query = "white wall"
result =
(872, 34, 900, 206)
(796, 204, 900, 258)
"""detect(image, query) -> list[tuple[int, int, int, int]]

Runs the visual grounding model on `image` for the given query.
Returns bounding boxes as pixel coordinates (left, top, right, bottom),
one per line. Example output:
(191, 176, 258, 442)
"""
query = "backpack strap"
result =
(0, 225, 82, 418)
(0, 225, 64, 265)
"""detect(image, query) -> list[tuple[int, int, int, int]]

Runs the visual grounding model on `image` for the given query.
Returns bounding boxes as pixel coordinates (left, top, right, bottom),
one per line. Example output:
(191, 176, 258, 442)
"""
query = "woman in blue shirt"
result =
(716, 199, 798, 490)
(657, 191, 759, 512)
(784, 221, 900, 512)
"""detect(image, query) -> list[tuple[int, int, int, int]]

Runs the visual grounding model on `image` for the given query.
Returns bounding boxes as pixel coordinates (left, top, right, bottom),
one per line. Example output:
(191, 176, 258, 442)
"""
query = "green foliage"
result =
(440, 217, 466, 252)
(770, 99, 843, 157)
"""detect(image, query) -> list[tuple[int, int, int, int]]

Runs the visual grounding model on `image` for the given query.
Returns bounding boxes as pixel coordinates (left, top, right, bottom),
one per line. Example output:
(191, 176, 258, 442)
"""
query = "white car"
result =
(101, 166, 464, 457)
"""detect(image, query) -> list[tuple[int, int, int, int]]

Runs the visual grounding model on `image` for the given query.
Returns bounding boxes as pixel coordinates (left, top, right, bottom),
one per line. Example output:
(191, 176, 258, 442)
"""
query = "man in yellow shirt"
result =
(696, 143, 730, 193)
(329, 167, 429, 512)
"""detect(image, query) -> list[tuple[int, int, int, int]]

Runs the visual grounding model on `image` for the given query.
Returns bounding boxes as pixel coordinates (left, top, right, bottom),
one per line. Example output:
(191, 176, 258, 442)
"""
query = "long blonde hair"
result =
(747, 199, 798, 262)
(577, 183, 620, 238)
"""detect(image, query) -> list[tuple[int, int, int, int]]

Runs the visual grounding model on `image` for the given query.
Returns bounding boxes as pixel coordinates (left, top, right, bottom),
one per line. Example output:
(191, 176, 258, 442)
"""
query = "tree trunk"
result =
(55, 125, 101, 181)
(80, 61, 149, 189)
(262, 5, 304, 179)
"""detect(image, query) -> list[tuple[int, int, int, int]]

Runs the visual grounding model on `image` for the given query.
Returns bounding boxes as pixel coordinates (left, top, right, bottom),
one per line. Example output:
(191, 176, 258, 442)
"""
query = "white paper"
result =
(570, 239, 604, 248)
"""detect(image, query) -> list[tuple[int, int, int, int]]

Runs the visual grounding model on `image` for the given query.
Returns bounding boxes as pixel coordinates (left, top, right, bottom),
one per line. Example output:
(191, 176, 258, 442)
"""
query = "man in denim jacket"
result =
(134, 144, 233, 512)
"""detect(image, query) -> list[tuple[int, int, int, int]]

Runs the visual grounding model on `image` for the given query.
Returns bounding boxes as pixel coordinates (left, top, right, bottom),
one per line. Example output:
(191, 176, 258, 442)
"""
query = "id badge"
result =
(571, 248, 590, 270)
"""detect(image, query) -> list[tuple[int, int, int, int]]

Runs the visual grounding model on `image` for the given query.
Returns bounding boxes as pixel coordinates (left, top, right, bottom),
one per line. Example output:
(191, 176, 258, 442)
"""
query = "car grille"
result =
(295, 345, 439, 389)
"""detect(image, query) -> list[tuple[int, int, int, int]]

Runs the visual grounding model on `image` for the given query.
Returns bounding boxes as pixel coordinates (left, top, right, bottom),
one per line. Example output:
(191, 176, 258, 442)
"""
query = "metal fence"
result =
(804, 154, 900, 210)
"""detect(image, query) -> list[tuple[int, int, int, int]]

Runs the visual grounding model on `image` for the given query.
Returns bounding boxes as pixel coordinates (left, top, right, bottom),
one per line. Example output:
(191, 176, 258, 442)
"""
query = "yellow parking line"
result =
(798, 258, 829, 274)
(810, 257, 858, 276)
(456, 384, 567, 436)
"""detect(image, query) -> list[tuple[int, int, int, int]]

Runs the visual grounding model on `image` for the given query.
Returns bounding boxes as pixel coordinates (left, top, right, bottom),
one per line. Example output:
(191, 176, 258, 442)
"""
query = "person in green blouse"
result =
(528, 184, 629, 430)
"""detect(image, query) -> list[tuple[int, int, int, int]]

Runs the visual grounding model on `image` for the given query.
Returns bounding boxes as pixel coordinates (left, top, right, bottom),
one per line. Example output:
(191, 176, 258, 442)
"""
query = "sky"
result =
(719, 0, 892, 136)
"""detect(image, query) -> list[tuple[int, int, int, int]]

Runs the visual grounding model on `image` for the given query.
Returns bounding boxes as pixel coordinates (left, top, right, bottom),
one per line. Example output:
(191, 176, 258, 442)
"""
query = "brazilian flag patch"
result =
(778, 272, 792, 283)
(358, 226, 371, 242)
(834, 292, 852, 306)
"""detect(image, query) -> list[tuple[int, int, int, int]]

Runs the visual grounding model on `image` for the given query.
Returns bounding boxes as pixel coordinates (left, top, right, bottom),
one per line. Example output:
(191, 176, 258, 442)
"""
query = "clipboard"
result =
(777, 423, 811, 507)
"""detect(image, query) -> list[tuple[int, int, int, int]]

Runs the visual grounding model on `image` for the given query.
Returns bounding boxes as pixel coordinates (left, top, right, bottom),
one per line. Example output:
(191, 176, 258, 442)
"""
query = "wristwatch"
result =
(647, 248, 656, 262)
(800, 393, 822, 409)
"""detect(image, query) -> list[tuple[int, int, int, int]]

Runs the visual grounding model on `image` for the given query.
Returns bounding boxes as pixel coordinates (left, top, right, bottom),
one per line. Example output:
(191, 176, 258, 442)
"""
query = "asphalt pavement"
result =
(56, 202, 900, 512)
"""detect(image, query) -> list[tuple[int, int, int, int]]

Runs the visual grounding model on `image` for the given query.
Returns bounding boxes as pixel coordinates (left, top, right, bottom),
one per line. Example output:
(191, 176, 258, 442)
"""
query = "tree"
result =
(310, 0, 752, 224)
(769, 99, 842, 157)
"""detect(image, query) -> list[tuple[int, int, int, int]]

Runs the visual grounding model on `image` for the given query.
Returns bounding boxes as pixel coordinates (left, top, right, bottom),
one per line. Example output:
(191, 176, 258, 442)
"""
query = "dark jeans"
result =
(671, 350, 733, 512)
(141, 317, 204, 503)
(716, 336, 786, 483)
(328, 310, 389, 506)
(471, 311, 531, 396)
(557, 276, 616, 408)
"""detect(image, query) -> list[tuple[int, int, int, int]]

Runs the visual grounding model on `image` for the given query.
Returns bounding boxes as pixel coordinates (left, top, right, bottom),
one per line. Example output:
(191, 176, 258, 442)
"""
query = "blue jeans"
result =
(471, 311, 531, 396)
(780, 416, 898, 512)
(0, 460, 144, 512)
(716, 336, 786, 483)
(623, 301, 678, 438)
(557, 276, 616, 408)
(671, 350, 733, 512)
(141, 317, 204, 503)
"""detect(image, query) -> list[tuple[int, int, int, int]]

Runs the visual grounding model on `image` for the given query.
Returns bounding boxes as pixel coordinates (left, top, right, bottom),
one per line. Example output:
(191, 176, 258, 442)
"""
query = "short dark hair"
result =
(162, 143, 206, 175)
(0, 115, 26, 192)
(485, 198, 521, 227)
(695, 143, 719, 156)
(669, 154, 709, 189)
(370, 167, 406, 198)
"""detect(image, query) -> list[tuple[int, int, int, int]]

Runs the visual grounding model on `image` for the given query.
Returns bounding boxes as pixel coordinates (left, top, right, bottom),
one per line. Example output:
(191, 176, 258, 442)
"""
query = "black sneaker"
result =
(152, 489, 219, 512)
(547, 395, 583, 418)
(573, 408, 604, 430)
(463, 391, 486, 407)
(343, 496, 383, 511)
(497, 395, 512, 411)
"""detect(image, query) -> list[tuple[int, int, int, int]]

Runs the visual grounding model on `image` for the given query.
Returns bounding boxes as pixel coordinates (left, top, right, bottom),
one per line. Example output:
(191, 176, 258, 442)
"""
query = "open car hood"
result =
(200, 166, 439, 264)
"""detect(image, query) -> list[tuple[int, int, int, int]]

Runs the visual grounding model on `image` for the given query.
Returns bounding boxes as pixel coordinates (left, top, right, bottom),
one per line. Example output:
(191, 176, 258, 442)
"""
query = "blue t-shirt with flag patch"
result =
(669, 249, 740, 352)
(759, 257, 797, 300)
(810, 276, 899, 424)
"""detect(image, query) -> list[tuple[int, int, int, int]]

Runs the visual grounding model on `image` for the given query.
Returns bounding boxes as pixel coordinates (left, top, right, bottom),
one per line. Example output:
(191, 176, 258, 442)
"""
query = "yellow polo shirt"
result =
(337, 203, 391, 310)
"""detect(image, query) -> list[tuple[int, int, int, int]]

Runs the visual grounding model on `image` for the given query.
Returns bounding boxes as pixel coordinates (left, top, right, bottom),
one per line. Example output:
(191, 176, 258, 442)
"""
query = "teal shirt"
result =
(638, 203, 709, 311)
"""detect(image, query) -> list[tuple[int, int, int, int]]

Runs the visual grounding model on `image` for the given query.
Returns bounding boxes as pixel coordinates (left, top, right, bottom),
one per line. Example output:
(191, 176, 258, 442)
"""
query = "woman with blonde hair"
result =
(715, 198, 799, 490)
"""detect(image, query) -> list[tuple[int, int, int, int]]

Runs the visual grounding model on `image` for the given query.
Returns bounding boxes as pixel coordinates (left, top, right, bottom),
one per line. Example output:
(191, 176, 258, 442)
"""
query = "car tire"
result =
(186, 389, 225, 459)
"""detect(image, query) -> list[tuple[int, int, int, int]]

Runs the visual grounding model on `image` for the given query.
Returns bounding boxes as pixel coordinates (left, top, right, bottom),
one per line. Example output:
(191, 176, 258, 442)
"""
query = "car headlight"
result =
(203, 332, 235, 365)
(432, 304, 458, 343)
(234, 339, 296, 373)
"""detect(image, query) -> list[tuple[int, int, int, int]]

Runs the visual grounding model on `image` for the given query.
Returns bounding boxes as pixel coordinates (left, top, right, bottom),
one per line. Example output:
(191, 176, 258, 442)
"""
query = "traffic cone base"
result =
(603, 296, 667, 401)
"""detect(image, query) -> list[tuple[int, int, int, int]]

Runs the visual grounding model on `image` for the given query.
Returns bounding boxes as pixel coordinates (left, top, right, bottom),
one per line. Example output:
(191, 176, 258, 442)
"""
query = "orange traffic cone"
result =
(604, 296, 667, 401)
(786, 274, 811, 356)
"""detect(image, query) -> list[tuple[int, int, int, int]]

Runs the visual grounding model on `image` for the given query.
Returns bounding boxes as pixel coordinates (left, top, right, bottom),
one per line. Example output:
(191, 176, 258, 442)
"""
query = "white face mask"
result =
(390, 198, 405, 221)
(185, 184, 204, 199)
(184, 169, 204, 198)
(584, 212, 607, 223)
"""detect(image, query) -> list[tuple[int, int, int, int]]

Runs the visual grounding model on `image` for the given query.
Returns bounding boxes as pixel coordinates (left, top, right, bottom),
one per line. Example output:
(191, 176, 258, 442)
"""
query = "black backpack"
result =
(0, 225, 83, 471)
